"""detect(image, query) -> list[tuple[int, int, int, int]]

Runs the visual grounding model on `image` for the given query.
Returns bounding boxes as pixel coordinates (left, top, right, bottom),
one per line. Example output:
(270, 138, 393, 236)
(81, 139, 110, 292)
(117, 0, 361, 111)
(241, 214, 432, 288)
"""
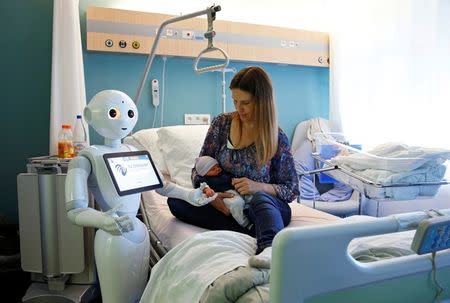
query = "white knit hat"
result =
(195, 156, 219, 176)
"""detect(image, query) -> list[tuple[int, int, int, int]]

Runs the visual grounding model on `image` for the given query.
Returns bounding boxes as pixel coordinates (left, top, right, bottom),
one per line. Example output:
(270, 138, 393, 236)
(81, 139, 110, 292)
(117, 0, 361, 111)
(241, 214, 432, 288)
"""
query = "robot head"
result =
(84, 90, 138, 140)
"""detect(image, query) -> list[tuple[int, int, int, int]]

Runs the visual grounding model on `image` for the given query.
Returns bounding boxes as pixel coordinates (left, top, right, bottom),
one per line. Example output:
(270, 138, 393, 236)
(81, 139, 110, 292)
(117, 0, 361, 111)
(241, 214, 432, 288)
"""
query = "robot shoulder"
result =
(67, 155, 91, 171)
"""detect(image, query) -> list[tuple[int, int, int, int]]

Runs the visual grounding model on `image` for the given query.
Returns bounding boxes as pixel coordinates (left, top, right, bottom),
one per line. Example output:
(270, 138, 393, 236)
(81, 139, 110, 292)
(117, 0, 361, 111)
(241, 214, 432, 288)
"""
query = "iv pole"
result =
(134, 5, 229, 106)
(215, 67, 236, 113)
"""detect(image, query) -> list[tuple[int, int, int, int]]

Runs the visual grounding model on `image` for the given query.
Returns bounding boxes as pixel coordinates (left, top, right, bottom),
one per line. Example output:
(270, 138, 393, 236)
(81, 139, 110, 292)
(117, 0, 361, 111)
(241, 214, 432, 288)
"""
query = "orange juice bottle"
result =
(58, 124, 74, 158)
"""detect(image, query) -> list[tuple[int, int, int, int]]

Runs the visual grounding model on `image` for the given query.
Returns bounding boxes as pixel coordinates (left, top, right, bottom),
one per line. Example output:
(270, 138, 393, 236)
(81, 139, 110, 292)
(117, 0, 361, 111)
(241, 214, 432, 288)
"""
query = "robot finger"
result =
(116, 215, 135, 233)
(196, 192, 218, 206)
(105, 203, 124, 216)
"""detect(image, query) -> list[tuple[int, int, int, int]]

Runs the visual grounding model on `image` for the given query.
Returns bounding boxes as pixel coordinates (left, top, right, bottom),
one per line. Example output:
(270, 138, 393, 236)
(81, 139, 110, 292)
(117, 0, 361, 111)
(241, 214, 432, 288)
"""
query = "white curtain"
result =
(49, 0, 88, 155)
(328, 0, 450, 149)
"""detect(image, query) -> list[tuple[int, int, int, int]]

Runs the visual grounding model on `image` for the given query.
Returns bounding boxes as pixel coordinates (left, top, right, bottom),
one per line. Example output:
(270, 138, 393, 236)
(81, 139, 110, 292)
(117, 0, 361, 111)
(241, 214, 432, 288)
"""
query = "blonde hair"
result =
(230, 66, 278, 165)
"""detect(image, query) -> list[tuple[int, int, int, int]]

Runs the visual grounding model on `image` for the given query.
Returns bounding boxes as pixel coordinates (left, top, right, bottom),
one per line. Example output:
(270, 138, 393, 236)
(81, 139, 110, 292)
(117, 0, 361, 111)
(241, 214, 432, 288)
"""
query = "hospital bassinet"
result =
(313, 132, 450, 200)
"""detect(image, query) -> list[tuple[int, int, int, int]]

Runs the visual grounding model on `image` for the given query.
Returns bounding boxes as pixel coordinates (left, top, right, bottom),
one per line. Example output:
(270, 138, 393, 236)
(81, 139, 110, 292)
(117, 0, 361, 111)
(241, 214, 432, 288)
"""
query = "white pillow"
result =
(131, 128, 170, 175)
(157, 125, 209, 188)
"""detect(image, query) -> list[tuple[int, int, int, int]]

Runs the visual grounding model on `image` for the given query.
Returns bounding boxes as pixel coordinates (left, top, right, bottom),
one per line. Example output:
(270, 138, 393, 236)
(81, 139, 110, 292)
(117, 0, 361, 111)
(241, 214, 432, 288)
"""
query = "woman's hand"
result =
(210, 192, 234, 216)
(232, 177, 276, 196)
(232, 177, 260, 195)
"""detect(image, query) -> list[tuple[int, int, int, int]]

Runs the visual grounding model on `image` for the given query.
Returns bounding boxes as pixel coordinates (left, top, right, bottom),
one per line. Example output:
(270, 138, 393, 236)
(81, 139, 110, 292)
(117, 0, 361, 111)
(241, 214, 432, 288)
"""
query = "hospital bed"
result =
(124, 120, 450, 259)
(141, 209, 450, 303)
(123, 124, 338, 266)
(124, 123, 450, 303)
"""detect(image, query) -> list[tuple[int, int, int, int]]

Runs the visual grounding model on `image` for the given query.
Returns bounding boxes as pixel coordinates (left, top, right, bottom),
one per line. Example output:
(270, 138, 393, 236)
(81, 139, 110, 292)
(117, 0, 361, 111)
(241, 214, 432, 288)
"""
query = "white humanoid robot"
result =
(65, 90, 215, 303)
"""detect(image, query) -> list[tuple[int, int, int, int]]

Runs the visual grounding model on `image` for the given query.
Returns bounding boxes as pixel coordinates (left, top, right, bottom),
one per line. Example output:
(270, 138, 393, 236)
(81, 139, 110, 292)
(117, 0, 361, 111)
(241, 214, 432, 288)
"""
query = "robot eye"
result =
(108, 108, 121, 119)
(128, 110, 135, 118)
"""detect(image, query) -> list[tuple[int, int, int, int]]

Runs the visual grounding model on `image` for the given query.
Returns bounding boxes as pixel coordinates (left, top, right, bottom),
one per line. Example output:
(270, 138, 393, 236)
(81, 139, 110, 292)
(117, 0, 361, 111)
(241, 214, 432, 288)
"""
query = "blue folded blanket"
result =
(296, 161, 354, 202)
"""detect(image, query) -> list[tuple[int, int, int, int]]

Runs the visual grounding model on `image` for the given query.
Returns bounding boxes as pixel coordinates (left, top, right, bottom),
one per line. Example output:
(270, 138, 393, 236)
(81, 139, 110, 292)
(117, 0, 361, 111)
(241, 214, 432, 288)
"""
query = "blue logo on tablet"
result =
(115, 164, 127, 176)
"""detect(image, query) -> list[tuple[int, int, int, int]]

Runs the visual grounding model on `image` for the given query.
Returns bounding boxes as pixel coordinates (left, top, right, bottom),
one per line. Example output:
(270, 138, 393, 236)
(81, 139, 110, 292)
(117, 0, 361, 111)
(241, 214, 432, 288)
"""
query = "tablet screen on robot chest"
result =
(103, 150, 163, 196)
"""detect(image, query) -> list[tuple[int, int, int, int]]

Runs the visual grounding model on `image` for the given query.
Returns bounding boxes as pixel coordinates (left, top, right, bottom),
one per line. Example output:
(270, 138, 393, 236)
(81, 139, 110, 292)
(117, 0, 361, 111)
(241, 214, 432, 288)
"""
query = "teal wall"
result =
(1, 1, 53, 224)
(1, 0, 328, 224)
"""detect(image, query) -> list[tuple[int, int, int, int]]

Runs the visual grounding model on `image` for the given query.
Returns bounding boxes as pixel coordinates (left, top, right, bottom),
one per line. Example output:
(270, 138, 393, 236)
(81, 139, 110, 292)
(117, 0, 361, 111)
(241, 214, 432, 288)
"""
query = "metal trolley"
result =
(17, 156, 99, 303)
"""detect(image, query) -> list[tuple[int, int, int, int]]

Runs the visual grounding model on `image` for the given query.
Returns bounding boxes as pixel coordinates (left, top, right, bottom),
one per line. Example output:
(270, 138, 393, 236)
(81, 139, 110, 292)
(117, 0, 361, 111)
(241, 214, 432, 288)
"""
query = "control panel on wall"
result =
(86, 6, 330, 67)
(151, 79, 159, 107)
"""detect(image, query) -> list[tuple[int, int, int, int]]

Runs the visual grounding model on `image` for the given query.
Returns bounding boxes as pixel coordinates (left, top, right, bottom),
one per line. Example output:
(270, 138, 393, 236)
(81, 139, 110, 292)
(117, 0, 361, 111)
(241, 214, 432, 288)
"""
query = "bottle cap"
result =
(62, 124, 72, 129)
(77, 115, 82, 119)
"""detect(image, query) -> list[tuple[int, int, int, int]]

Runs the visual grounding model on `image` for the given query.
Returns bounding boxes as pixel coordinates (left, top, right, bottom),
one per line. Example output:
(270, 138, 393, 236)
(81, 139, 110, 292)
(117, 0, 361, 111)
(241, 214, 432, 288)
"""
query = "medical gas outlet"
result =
(132, 41, 140, 49)
(105, 39, 113, 47)
(182, 30, 195, 39)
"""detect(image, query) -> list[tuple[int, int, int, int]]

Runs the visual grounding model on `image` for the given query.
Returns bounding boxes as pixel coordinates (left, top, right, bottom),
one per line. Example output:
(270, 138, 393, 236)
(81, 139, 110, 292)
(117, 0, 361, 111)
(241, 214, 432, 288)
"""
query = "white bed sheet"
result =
(140, 189, 339, 250)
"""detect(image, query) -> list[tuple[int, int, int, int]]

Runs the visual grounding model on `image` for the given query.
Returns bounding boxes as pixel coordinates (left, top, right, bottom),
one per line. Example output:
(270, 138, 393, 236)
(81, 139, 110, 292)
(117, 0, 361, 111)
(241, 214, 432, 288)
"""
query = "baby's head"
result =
(195, 156, 222, 176)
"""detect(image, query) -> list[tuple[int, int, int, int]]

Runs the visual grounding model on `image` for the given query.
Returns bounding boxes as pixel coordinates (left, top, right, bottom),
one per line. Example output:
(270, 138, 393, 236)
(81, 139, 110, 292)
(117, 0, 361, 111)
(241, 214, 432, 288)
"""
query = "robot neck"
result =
(104, 138, 122, 148)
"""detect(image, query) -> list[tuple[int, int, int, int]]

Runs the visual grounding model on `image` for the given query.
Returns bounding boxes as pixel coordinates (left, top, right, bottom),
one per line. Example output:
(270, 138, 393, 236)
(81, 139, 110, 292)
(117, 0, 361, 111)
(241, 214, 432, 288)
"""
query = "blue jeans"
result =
(247, 192, 291, 253)
(167, 191, 291, 253)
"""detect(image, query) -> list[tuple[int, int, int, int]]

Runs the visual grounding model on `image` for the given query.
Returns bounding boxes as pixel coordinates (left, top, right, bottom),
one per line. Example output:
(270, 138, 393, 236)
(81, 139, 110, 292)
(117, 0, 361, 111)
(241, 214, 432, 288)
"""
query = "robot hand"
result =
(187, 182, 218, 206)
(156, 181, 217, 206)
(101, 205, 135, 235)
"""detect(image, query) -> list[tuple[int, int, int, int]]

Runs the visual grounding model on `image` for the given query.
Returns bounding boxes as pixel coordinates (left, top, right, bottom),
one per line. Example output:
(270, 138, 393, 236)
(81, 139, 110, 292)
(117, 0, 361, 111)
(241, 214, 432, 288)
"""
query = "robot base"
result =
(22, 282, 99, 303)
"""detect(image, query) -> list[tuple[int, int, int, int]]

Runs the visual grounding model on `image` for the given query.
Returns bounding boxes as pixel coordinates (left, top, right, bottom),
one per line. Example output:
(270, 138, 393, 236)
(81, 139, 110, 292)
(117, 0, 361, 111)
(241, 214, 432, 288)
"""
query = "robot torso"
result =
(80, 144, 140, 216)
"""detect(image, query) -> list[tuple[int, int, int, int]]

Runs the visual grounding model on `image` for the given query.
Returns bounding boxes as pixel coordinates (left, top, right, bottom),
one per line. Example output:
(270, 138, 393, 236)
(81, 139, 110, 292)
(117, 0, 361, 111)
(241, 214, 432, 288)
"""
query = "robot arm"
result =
(65, 156, 134, 235)
(155, 180, 217, 206)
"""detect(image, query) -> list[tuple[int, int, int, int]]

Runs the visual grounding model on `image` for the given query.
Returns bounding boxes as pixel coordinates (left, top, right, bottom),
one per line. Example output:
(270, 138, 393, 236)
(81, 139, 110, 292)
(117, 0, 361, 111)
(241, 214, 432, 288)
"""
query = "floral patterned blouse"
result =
(192, 113, 299, 203)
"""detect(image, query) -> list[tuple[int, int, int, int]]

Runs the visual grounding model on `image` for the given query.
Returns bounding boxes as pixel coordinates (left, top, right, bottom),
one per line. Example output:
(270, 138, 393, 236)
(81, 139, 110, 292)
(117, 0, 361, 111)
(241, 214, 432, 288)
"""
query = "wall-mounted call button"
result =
(119, 40, 127, 48)
(105, 39, 113, 47)
(132, 41, 140, 49)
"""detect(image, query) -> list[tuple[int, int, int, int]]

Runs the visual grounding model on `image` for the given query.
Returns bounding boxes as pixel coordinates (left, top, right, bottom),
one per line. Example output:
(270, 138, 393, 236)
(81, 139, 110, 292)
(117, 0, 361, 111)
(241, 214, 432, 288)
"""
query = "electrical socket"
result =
(184, 114, 210, 125)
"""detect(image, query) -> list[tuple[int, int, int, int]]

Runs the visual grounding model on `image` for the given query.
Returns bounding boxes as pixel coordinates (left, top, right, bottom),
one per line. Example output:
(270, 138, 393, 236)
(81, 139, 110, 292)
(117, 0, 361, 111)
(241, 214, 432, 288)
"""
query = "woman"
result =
(168, 66, 299, 264)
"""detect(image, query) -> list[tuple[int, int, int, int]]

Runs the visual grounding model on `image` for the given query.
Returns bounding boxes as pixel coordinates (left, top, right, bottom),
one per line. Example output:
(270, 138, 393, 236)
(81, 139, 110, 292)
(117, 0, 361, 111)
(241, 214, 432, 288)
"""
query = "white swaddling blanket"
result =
(330, 143, 450, 199)
(332, 143, 450, 172)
